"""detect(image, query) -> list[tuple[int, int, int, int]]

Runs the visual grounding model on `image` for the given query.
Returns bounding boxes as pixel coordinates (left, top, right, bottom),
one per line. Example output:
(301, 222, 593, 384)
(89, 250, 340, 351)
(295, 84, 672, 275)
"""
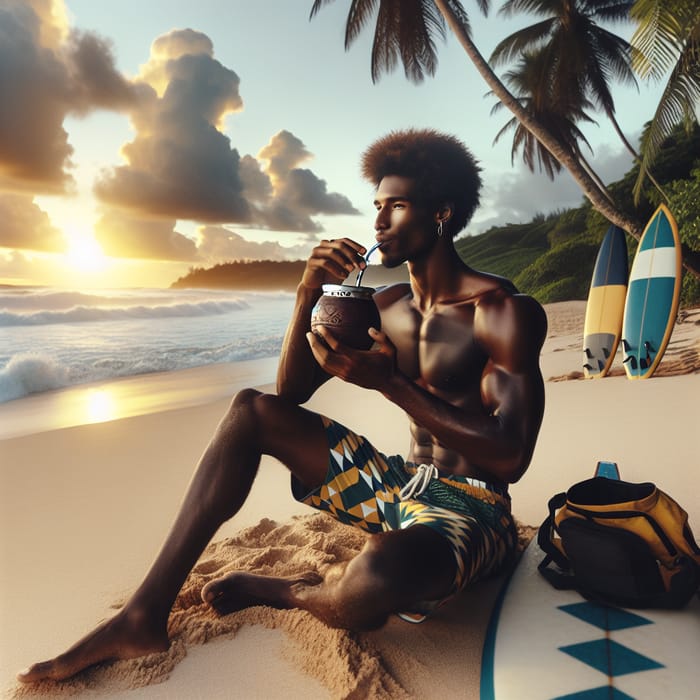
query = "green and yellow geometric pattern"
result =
(292, 417, 517, 614)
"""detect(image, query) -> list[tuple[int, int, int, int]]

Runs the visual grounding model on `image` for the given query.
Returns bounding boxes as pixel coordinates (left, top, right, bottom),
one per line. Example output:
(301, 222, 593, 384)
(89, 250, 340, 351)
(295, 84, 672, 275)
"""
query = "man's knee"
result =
(354, 529, 456, 603)
(225, 388, 282, 427)
(326, 546, 394, 630)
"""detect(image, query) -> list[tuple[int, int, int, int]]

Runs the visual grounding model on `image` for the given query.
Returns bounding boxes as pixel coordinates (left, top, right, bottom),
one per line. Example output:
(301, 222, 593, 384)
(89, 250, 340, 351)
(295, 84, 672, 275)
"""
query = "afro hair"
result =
(361, 128, 482, 235)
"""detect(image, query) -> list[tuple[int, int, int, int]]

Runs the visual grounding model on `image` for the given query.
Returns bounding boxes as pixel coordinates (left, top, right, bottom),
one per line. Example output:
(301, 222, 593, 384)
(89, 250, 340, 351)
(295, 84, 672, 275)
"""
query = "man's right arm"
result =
(276, 238, 367, 403)
(276, 284, 328, 403)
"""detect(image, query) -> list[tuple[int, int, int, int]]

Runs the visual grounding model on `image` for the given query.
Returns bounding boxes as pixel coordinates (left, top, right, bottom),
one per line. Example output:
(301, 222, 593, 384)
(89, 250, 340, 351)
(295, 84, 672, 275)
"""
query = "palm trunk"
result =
(607, 112, 669, 203)
(577, 153, 615, 204)
(436, 0, 700, 280)
(433, 0, 643, 239)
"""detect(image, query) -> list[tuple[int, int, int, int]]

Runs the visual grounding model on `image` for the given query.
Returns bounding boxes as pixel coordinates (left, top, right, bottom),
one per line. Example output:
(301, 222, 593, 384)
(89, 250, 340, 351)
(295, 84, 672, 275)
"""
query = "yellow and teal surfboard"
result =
(622, 205, 682, 379)
(583, 225, 628, 378)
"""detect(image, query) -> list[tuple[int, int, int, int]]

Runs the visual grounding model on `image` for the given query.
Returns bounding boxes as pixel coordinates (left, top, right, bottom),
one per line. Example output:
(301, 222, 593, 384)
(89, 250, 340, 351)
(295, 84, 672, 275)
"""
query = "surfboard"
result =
(621, 204, 682, 379)
(582, 226, 628, 378)
(481, 461, 700, 700)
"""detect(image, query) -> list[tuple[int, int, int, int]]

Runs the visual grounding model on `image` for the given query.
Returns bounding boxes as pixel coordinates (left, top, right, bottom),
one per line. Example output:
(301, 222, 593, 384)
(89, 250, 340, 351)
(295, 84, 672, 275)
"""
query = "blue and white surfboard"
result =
(621, 205, 682, 379)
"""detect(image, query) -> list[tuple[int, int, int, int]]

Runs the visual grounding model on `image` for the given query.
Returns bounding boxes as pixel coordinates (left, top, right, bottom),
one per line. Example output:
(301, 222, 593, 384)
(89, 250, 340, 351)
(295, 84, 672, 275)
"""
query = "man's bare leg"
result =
(202, 525, 457, 630)
(17, 390, 333, 683)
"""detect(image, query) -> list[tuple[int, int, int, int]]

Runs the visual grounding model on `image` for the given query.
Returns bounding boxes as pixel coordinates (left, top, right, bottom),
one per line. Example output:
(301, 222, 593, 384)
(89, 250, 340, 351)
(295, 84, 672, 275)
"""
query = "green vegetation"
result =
(456, 124, 700, 307)
(172, 260, 307, 291)
(171, 258, 409, 291)
(309, 0, 700, 279)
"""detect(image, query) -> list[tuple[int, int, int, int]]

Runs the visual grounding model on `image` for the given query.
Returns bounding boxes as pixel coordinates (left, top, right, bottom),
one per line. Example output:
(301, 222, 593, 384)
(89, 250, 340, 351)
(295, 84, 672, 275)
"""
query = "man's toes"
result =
(17, 660, 62, 683)
(201, 578, 224, 604)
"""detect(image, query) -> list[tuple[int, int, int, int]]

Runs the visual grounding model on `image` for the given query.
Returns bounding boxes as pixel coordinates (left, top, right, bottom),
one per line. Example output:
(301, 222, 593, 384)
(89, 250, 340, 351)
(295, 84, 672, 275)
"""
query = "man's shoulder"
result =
(475, 288, 548, 354)
(471, 270, 519, 297)
(477, 286, 546, 323)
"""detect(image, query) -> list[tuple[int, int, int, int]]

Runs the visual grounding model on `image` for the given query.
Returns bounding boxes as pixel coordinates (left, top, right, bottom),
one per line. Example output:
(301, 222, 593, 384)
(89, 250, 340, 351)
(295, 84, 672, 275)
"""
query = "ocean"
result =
(0, 286, 296, 405)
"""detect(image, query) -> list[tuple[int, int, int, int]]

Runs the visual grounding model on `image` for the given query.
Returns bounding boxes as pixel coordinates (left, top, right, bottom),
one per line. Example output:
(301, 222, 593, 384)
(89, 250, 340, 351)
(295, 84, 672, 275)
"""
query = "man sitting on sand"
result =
(19, 129, 546, 683)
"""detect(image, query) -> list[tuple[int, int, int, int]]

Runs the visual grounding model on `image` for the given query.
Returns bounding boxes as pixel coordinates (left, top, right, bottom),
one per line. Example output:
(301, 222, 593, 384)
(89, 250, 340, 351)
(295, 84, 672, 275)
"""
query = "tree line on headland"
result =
(172, 125, 700, 308)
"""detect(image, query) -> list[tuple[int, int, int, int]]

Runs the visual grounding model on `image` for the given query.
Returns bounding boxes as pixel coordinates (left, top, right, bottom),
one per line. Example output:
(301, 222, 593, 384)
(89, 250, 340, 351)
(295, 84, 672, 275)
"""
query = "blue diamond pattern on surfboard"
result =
(559, 639, 664, 676)
(558, 602, 653, 631)
(553, 687, 635, 700)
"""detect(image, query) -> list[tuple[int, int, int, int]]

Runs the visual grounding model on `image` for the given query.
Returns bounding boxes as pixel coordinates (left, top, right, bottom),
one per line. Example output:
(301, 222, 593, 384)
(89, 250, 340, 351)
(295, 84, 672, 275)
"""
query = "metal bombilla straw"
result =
(355, 241, 381, 287)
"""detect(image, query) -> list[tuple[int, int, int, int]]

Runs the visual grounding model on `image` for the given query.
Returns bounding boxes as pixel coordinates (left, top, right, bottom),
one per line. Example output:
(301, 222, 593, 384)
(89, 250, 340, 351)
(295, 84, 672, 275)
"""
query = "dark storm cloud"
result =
(0, 194, 66, 252)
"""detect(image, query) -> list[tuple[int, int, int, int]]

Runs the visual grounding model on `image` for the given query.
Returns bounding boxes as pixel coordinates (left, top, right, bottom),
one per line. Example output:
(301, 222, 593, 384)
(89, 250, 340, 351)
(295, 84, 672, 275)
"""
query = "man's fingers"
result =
(314, 325, 344, 351)
(321, 238, 367, 271)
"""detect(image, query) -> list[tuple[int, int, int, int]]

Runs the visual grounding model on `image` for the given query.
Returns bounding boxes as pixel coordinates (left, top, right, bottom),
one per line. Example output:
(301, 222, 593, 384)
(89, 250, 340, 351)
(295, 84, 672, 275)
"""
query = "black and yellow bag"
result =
(537, 477, 700, 609)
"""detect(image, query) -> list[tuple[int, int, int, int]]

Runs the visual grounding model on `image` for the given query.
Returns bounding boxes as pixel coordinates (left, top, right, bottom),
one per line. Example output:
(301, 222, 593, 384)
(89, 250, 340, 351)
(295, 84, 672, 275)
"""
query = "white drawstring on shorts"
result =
(399, 463, 439, 501)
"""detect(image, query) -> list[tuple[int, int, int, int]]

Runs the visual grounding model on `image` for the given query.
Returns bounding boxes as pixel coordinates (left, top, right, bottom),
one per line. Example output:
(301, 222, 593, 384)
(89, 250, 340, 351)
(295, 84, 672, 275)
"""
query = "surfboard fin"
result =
(583, 363, 594, 370)
(584, 348, 593, 358)
(623, 355, 637, 369)
(621, 339, 630, 351)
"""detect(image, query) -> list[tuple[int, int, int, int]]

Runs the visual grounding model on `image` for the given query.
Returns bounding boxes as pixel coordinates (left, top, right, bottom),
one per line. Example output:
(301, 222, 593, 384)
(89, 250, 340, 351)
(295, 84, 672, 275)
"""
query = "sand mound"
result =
(12, 515, 535, 699)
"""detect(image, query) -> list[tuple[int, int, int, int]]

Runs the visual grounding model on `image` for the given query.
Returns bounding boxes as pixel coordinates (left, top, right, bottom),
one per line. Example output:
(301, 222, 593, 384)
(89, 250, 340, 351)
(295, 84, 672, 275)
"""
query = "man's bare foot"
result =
(201, 571, 323, 616)
(16, 608, 169, 684)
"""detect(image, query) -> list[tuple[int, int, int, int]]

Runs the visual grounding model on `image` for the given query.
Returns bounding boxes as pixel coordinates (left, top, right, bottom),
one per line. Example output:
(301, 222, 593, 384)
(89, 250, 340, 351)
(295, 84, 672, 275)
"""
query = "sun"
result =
(65, 230, 109, 273)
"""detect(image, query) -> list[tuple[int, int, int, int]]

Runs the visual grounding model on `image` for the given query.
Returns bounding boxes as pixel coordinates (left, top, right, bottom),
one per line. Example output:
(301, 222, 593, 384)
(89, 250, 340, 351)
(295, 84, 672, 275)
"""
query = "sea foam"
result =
(0, 354, 69, 402)
(0, 299, 250, 326)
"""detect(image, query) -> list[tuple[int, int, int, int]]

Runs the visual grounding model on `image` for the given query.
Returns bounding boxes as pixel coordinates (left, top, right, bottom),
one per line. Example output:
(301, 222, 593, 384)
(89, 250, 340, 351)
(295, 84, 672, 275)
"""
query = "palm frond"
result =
(633, 38, 700, 198)
(490, 19, 555, 65)
(345, 0, 381, 48)
(499, 0, 556, 20)
(631, 0, 686, 78)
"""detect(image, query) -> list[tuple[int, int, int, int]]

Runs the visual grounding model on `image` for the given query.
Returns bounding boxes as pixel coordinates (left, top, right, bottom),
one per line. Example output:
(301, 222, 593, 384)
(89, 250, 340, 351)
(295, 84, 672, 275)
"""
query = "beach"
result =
(1, 300, 699, 699)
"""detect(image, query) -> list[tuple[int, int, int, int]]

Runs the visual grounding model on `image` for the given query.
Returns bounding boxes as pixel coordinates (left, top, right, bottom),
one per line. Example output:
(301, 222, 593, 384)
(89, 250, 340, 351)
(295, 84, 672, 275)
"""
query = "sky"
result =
(0, 0, 667, 288)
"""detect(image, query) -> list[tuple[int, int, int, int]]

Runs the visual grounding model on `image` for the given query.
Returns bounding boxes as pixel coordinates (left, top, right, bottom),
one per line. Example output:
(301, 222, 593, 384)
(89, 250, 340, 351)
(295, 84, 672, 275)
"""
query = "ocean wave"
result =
(0, 288, 293, 311)
(0, 299, 251, 326)
(0, 354, 69, 402)
(0, 334, 285, 403)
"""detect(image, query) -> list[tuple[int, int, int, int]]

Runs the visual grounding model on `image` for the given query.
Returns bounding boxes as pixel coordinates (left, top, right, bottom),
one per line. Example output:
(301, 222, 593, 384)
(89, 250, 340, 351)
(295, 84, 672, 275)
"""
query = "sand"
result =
(1, 300, 698, 699)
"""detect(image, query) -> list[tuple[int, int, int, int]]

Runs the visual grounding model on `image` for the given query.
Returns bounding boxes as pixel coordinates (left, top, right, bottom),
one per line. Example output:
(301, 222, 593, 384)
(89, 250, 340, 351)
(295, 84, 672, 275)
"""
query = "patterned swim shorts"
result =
(291, 417, 518, 620)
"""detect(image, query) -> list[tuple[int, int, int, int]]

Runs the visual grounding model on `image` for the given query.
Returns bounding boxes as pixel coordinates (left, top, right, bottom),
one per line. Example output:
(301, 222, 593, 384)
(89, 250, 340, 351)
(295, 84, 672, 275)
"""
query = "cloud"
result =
(473, 141, 635, 233)
(247, 130, 360, 232)
(94, 209, 197, 261)
(1, 7, 360, 267)
(93, 29, 251, 223)
(93, 213, 315, 264)
(0, 0, 139, 193)
(95, 37, 358, 233)
(196, 226, 312, 263)
(0, 194, 67, 252)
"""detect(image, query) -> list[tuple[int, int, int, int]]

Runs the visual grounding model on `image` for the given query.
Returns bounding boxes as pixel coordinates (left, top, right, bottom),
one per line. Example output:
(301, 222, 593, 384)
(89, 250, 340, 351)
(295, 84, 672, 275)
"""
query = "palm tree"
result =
(490, 0, 667, 199)
(630, 0, 700, 204)
(309, 0, 646, 238)
(489, 49, 602, 183)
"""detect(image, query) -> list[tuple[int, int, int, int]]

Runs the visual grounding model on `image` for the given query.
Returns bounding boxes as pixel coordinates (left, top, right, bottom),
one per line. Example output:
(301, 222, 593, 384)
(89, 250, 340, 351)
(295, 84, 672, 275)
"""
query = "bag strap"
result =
(537, 491, 583, 590)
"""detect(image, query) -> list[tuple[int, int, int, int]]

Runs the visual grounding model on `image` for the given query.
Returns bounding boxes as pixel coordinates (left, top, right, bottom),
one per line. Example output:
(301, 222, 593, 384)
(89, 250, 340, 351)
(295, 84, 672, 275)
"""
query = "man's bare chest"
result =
(381, 303, 488, 392)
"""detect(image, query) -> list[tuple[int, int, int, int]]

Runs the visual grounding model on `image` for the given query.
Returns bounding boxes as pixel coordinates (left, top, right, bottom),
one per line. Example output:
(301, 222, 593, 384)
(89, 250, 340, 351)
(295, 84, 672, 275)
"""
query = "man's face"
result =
(373, 175, 436, 268)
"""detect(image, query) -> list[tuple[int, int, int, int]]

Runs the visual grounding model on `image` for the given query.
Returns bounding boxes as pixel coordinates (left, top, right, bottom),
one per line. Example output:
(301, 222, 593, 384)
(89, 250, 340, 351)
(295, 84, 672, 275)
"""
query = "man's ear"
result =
(435, 202, 454, 224)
